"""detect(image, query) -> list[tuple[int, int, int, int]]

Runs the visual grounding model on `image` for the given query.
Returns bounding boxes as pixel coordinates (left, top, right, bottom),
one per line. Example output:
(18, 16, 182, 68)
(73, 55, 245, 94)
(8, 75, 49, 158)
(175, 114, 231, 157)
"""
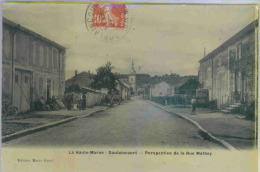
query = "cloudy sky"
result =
(2, 3, 257, 79)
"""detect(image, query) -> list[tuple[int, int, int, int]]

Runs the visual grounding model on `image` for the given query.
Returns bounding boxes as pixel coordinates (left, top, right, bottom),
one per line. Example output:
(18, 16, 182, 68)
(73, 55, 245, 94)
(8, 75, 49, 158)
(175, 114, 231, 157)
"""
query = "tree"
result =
(91, 62, 117, 92)
(178, 78, 201, 95)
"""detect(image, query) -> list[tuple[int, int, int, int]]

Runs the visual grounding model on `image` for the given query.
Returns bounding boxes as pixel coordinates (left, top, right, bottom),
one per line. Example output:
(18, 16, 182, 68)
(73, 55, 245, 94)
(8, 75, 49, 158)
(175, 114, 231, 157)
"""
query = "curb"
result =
(2, 108, 108, 143)
(147, 101, 237, 151)
(78, 108, 109, 118)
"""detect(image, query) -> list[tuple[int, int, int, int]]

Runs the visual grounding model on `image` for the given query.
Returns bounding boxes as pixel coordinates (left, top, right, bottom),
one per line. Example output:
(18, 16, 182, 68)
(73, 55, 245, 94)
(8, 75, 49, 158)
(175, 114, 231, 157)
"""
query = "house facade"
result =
(2, 18, 66, 113)
(198, 20, 257, 109)
(116, 73, 136, 96)
(150, 81, 174, 97)
(116, 80, 131, 100)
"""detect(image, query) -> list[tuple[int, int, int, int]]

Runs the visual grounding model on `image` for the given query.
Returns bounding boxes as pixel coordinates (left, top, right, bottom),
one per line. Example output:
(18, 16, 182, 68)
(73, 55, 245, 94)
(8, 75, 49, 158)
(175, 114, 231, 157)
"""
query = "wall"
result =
(2, 26, 13, 102)
(199, 28, 256, 109)
(2, 23, 66, 112)
(128, 74, 136, 93)
(85, 92, 104, 107)
(121, 87, 129, 100)
(151, 81, 174, 97)
(65, 91, 104, 108)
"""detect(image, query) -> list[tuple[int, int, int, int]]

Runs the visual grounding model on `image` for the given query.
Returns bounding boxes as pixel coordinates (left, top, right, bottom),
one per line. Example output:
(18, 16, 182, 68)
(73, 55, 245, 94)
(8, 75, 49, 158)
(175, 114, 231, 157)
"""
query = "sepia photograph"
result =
(0, 1, 258, 172)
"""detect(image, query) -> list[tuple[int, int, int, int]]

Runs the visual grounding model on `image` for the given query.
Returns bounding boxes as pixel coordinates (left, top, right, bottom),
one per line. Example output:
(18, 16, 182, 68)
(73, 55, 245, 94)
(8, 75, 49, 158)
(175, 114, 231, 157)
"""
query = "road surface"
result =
(3, 99, 223, 148)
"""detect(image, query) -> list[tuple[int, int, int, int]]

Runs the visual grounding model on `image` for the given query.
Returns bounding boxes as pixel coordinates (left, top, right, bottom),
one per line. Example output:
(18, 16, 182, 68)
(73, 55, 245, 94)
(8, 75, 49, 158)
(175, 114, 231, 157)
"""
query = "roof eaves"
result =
(199, 19, 258, 63)
(3, 17, 66, 50)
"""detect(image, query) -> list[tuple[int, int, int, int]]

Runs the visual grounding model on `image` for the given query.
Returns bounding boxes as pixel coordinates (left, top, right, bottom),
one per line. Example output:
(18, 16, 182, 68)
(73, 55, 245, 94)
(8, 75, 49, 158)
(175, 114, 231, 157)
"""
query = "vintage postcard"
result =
(1, 1, 259, 172)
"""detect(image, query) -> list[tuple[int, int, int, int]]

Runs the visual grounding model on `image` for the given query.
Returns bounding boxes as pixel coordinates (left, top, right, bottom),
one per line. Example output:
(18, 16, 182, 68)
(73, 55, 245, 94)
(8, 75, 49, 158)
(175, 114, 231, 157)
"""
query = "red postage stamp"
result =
(92, 4, 126, 28)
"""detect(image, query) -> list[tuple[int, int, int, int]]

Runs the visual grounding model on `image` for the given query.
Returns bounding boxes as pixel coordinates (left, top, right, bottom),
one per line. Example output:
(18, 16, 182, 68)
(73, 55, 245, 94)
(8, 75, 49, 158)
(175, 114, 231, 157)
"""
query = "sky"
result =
(2, 3, 257, 79)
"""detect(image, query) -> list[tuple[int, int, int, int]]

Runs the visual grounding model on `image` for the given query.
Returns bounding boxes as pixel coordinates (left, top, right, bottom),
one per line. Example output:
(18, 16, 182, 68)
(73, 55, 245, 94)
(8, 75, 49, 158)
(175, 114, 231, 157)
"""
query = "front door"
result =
(13, 69, 32, 112)
(47, 79, 51, 103)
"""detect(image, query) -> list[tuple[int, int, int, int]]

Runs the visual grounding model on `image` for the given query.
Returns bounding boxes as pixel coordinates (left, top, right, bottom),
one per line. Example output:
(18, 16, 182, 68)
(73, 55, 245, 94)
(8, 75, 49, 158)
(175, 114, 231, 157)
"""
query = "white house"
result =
(151, 81, 174, 97)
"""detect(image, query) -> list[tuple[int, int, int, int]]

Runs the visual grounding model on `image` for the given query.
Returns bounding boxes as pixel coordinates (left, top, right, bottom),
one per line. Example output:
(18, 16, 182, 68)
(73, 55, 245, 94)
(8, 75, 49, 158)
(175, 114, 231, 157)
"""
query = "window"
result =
(25, 76, 28, 84)
(39, 45, 44, 66)
(15, 75, 18, 83)
(236, 46, 239, 60)
(236, 43, 242, 61)
(60, 57, 63, 71)
(39, 77, 43, 96)
(46, 47, 49, 68)
(3, 29, 11, 58)
(53, 49, 58, 69)
(49, 47, 52, 69)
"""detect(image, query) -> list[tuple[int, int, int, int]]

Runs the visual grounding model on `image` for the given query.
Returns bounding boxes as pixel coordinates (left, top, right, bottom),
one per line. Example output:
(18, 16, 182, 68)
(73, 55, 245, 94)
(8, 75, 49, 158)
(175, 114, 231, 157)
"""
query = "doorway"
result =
(13, 69, 32, 112)
(47, 78, 51, 103)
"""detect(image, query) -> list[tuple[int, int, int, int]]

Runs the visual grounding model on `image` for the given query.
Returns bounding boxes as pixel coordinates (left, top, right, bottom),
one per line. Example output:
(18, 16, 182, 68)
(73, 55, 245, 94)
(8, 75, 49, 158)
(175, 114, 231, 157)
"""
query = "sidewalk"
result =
(148, 101, 256, 149)
(2, 106, 108, 137)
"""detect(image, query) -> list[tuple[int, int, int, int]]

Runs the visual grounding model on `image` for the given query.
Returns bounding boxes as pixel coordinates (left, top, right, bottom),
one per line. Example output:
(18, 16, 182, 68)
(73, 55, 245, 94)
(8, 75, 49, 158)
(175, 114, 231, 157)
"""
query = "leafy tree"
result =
(91, 62, 117, 92)
(178, 78, 201, 95)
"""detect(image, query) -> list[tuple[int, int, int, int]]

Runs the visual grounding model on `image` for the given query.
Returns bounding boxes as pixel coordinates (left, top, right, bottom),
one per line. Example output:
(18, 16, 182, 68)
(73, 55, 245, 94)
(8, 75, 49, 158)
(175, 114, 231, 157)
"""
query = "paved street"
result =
(158, 104, 256, 149)
(4, 100, 223, 148)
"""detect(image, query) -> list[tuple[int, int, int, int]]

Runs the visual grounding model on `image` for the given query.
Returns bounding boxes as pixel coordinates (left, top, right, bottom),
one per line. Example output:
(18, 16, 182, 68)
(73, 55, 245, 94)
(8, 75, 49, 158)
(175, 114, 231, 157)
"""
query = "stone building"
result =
(2, 18, 66, 113)
(198, 20, 257, 109)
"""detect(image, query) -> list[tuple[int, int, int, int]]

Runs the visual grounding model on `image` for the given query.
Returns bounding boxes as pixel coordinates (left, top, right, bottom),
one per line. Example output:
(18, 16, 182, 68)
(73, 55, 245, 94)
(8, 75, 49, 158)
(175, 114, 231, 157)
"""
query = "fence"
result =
(151, 95, 192, 106)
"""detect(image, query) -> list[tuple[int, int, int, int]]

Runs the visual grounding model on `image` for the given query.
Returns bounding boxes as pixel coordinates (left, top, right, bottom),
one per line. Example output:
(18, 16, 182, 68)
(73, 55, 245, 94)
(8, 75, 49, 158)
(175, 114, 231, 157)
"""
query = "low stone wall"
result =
(85, 92, 104, 107)
(64, 92, 105, 109)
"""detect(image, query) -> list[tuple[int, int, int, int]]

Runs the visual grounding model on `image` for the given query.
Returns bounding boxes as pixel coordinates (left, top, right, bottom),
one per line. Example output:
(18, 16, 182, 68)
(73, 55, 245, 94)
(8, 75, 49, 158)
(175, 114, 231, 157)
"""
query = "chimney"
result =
(75, 70, 78, 77)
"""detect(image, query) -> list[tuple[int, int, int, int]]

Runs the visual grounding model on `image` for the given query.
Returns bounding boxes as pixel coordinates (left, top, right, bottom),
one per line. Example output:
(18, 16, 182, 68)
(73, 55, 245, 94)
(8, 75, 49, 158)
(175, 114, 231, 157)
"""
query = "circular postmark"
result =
(85, 4, 132, 42)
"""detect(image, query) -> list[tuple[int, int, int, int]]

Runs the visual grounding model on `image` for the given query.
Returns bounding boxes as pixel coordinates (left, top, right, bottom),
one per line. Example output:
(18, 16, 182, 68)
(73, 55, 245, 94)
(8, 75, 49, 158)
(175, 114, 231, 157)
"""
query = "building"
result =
(116, 74, 130, 86)
(198, 20, 257, 109)
(65, 70, 94, 89)
(150, 81, 175, 97)
(128, 60, 137, 95)
(64, 86, 105, 109)
(2, 18, 66, 113)
(116, 79, 131, 100)
(115, 60, 137, 96)
(65, 70, 130, 105)
(137, 84, 152, 99)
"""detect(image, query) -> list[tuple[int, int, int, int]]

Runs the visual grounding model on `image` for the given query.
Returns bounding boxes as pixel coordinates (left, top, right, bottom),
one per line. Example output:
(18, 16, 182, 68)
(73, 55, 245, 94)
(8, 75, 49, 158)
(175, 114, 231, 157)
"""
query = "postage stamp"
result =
(92, 4, 126, 28)
(85, 4, 132, 42)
